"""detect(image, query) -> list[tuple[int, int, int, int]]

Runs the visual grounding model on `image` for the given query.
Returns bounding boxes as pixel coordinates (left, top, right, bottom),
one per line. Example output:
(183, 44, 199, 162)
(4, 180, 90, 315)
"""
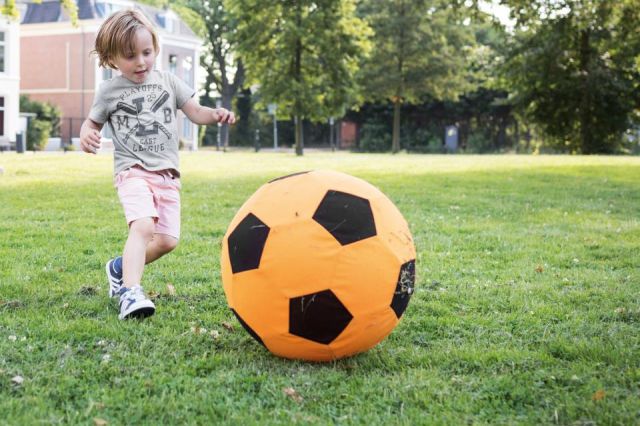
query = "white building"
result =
(0, 18, 21, 149)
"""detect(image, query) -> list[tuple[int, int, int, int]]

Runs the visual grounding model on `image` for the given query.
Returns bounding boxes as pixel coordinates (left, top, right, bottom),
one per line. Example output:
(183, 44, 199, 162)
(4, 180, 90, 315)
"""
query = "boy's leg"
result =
(117, 217, 156, 320)
(122, 217, 155, 288)
(145, 233, 178, 264)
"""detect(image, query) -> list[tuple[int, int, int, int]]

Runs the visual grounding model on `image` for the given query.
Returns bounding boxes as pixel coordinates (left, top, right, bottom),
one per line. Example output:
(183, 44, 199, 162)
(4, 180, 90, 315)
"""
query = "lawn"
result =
(1, 152, 639, 425)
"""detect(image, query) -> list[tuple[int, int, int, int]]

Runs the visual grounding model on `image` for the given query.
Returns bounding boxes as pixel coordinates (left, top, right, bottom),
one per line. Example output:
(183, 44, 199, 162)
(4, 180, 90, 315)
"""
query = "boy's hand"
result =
(213, 108, 236, 125)
(80, 129, 101, 154)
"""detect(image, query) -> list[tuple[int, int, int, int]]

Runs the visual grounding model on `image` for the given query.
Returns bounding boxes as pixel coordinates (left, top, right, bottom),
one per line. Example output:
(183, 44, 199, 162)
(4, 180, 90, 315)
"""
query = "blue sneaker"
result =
(106, 257, 123, 298)
(118, 286, 156, 320)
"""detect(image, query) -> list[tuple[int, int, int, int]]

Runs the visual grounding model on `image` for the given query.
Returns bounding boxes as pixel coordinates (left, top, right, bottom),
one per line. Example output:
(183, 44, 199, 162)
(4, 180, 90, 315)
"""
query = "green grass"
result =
(1, 152, 639, 425)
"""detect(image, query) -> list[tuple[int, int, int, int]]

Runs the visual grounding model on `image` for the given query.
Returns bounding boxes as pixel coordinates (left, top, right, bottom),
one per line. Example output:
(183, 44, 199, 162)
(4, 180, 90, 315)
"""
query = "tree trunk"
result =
(497, 116, 506, 150)
(392, 100, 401, 153)
(294, 116, 304, 155)
(220, 93, 232, 150)
(579, 28, 593, 153)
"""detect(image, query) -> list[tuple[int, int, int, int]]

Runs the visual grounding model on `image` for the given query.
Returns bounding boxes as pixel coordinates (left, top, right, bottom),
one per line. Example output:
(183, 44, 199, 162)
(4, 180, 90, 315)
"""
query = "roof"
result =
(21, 0, 199, 40)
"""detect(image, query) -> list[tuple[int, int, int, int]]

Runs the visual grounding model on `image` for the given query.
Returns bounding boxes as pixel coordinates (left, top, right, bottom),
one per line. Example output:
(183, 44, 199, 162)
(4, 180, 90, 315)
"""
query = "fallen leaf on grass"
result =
(84, 400, 106, 417)
(592, 389, 606, 401)
(166, 284, 176, 296)
(11, 375, 24, 385)
(147, 291, 160, 300)
(0, 300, 24, 310)
(222, 322, 234, 331)
(535, 265, 544, 273)
(78, 286, 98, 296)
(93, 418, 108, 426)
(191, 326, 207, 335)
(283, 387, 303, 403)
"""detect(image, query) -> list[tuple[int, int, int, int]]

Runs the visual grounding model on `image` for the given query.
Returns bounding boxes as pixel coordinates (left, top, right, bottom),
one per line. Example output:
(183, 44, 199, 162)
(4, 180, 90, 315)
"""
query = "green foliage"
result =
(19, 95, 61, 151)
(1, 154, 640, 423)
(358, 0, 477, 152)
(136, 0, 206, 37)
(501, 0, 640, 153)
(403, 127, 443, 153)
(466, 130, 494, 153)
(230, 88, 256, 146)
(2, 0, 78, 23)
(359, 0, 475, 104)
(180, 0, 244, 149)
(358, 122, 391, 152)
(228, 0, 371, 122)
(27, 120, 52, 151)
(1, 0, 19, 20)
(170, 3, 207, 38)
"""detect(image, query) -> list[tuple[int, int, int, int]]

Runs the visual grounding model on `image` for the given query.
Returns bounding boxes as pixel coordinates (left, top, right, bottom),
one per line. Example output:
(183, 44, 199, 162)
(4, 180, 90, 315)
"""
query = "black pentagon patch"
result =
(268, 171, 311, 183)
(289, 289, 353, 344)
(228, 213, 270, 274)
(391, 260, 415, 318)
(232, 309, 265, 347)
(312, 190, 376, 245)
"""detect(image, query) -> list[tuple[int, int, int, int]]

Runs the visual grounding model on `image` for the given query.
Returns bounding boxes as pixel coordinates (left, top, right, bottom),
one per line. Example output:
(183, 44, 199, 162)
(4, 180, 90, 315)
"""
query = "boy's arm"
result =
(180, 98, 236, 126)
(79, 119, 103, 154)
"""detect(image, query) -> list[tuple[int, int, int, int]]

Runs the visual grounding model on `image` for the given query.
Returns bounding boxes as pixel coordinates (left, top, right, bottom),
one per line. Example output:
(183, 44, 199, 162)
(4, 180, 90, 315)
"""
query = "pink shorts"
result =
(114, 166, 181, 239)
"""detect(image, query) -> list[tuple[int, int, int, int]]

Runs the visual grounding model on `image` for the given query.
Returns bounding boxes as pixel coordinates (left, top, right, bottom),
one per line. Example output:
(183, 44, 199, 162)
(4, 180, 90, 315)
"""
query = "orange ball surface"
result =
(220, 170, 416, 361)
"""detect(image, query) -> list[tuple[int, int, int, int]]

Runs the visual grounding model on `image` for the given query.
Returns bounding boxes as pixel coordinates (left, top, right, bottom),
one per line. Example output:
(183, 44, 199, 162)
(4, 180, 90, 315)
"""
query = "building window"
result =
(182, 57, 193, 87)
(0, 97, 5, 136)
(0, 32, 5, 73)
(182, 117, 192, 139)
(169, 54, 177, 74)
(96, 2, 126, 17)
(157, 10, 177, 33)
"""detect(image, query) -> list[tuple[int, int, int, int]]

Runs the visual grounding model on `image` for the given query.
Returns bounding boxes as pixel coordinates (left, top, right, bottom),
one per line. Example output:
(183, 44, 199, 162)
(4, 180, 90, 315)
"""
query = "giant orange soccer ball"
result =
(220, 170, 416, 361)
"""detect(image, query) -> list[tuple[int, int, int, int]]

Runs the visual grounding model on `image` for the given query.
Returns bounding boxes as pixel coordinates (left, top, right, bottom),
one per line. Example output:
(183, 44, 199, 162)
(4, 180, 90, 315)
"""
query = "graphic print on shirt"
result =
(112, 86, 173, 153)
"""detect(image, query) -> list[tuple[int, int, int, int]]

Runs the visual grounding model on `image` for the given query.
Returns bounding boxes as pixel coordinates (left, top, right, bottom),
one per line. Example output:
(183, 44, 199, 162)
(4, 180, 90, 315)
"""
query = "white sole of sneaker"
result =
(119, 299, 156, 320)
(106, 260, 121, 298)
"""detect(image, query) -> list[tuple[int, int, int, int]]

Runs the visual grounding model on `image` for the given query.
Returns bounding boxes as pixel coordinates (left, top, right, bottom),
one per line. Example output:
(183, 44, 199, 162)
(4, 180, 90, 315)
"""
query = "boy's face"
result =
(113, 28, 156, 84)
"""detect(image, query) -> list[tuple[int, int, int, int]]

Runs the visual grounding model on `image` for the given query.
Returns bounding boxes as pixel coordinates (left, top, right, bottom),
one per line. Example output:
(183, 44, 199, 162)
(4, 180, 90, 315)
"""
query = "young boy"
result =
(80, 9, 235, 319)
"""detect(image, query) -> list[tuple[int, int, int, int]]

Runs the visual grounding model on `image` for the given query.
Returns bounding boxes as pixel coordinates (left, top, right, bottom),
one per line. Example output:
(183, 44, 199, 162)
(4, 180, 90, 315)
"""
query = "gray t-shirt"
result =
(89, 70, 195, 176)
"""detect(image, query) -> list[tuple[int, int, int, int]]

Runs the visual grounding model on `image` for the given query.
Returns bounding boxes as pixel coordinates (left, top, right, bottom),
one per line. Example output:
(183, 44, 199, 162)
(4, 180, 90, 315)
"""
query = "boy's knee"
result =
(130, 217, 155, 241)
(156, 235, 178, 254)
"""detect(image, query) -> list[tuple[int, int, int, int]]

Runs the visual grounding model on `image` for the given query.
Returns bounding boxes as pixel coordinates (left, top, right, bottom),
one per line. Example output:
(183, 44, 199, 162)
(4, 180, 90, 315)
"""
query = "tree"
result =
(358, 0, 476, 152)
(2, 0, 77, 23)
(184, 0, 244, 150)
(501, 0, 640, 153)
(227, 0, 371, 155)
(138, 0, 243, 149)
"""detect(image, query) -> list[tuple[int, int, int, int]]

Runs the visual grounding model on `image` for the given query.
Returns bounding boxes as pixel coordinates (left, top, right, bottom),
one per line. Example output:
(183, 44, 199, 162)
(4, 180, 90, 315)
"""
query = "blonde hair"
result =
(93, 9, 159, 69)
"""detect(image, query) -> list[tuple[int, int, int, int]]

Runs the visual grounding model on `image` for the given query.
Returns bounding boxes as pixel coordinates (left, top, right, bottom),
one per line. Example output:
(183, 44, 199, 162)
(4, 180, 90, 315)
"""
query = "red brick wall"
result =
(21, 31, 97, 141)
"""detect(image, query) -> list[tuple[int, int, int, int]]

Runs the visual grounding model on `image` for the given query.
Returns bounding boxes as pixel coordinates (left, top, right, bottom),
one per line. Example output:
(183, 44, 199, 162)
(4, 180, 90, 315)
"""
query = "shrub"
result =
(358, 122, 391, 152)
(466, 131, 494, 153)
(404, 127, 443, 153)
(20, 95, 61, 150)
(27, 120, 52, 151)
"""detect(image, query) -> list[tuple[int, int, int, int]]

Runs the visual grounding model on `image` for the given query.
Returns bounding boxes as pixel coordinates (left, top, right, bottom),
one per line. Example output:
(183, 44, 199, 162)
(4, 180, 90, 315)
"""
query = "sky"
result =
(478, 0, 516, 30)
